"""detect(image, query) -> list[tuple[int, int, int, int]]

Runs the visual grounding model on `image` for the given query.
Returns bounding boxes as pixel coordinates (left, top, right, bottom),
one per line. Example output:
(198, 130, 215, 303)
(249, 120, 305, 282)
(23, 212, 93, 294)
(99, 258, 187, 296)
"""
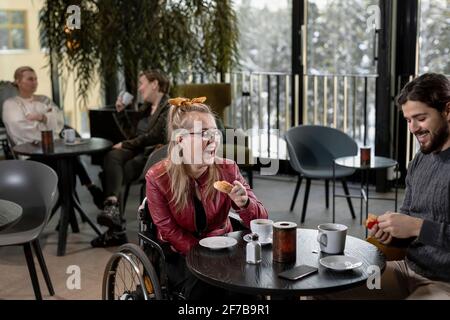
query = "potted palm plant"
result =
(39, 0, 239, 105)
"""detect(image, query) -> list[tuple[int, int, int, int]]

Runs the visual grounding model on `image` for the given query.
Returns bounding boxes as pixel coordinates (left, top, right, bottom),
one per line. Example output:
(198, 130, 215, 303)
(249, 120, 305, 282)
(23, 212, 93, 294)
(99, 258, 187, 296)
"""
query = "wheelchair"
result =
(102, 196, 249, 300)
(102, 199, 185, 300)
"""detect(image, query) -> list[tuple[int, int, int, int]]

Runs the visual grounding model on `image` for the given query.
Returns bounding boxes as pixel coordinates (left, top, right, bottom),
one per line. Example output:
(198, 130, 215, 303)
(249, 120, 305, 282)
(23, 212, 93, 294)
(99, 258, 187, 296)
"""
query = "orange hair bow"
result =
(168, 96, 207, 107)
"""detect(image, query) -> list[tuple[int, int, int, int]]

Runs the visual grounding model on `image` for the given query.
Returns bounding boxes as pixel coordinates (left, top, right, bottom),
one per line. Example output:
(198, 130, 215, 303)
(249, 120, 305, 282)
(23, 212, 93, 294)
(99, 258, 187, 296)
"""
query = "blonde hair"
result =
(13, 66, 36, 86)
(165, 98, 220, 213)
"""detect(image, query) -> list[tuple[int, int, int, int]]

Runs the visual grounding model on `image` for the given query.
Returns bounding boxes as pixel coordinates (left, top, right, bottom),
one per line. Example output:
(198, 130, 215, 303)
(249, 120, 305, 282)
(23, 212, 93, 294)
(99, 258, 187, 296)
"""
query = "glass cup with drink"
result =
(41, 130, 54, 153)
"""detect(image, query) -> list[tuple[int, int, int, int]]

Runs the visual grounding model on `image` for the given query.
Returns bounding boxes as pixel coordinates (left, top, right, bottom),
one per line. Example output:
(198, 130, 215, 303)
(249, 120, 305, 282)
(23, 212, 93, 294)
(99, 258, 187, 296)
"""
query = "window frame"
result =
(0, 9, 28, 52)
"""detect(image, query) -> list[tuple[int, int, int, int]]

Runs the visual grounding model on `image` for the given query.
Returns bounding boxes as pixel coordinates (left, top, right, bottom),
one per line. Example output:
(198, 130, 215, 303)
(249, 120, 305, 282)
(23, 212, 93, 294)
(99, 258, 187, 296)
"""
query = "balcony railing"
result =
(178, 71, 378, 162)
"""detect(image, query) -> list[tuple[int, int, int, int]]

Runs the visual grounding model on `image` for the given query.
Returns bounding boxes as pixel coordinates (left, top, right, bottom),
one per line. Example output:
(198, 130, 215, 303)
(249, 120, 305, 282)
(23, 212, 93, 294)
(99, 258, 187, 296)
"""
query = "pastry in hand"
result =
(213, 180, 234, 194)
(365, 213, 379, 229)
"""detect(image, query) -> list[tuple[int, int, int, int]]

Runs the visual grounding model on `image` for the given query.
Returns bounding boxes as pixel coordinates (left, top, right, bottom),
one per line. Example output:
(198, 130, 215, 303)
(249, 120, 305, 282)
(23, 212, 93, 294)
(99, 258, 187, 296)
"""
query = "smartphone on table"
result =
(278, 264, 318, 281)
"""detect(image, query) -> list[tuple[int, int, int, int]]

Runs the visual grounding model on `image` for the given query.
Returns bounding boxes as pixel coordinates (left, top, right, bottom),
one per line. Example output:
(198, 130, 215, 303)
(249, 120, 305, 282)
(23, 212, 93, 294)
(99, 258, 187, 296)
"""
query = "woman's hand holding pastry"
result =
(229, 181, 249, 208)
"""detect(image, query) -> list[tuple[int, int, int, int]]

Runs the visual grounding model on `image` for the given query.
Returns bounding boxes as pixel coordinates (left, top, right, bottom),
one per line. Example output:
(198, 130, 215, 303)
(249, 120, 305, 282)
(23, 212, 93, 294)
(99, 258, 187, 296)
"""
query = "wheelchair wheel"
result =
(102, 243, 162, 300)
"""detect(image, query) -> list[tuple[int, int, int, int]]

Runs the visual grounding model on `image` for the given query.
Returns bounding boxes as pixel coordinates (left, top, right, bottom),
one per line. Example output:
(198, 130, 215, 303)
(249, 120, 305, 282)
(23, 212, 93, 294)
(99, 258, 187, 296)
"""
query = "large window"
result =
(305, 0, 379, 146)
(229, 0, 292, 159)
(234, 0, 291, 72)
(418, 0, 449, 74)
(307, 0, 378, 75)
(0, 10, 27, 50)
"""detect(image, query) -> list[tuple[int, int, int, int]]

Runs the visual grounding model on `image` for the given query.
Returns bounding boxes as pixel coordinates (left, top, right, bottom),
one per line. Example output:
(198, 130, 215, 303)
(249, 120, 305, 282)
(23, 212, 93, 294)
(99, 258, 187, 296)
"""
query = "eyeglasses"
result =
(187, 128, 221, 141)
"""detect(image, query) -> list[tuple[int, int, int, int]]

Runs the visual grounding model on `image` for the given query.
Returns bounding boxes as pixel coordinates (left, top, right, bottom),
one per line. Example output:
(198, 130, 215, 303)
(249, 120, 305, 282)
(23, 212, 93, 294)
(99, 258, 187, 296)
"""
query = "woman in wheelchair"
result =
(143, 97, 268, 300)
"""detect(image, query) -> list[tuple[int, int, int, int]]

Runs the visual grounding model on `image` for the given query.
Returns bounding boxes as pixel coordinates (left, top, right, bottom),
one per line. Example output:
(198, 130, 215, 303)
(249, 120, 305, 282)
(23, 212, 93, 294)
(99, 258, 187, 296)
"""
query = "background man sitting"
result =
(2, 66, 103, 208)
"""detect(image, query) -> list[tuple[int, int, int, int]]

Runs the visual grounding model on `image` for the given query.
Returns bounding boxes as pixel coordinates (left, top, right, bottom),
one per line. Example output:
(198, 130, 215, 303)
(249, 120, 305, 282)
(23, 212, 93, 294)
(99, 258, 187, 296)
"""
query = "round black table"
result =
(0, 199, 23, 232)
(333, 156, 399, 233)
(13, 137, 112, 256)
(186, 229, 385, 297)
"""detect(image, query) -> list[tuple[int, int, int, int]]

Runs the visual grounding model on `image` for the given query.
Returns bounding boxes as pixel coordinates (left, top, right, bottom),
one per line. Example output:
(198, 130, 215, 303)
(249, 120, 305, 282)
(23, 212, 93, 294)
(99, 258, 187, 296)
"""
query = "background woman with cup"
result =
(92, 70, 171, 247)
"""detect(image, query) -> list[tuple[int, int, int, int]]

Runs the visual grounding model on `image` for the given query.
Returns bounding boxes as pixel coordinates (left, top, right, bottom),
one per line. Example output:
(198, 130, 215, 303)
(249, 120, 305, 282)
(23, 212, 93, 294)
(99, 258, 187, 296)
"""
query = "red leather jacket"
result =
(145, 159, 268, 255)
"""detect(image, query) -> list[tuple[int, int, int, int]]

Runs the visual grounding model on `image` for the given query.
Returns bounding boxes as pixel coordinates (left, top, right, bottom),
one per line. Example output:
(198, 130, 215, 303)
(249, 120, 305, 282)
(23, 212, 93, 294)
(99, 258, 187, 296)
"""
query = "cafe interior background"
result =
(0, 0, 448, 300)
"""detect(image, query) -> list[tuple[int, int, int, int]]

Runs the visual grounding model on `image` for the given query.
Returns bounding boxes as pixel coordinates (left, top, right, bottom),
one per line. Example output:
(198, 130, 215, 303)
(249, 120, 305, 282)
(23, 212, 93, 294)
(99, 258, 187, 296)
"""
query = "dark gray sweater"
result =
(400, 147, 450, 282)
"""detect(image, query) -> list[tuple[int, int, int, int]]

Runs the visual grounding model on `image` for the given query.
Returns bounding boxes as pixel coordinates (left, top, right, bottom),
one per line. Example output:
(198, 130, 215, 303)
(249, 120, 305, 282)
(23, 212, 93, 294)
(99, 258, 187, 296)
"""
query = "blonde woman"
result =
(145, 97, 268, 300)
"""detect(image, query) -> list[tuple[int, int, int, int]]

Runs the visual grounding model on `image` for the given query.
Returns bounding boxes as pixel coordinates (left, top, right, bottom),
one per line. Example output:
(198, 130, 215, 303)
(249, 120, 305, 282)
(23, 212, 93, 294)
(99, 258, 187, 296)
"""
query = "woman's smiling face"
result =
(179, 112, 220, 166)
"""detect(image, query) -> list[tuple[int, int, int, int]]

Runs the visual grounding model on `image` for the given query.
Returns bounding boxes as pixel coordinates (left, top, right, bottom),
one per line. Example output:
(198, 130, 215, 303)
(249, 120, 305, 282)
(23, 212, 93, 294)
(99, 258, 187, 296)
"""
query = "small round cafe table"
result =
(333, 156, 399, 237)
(13, 137, 112, 256)
(0, 199, 23, 232)
(186, 229, 385, 297)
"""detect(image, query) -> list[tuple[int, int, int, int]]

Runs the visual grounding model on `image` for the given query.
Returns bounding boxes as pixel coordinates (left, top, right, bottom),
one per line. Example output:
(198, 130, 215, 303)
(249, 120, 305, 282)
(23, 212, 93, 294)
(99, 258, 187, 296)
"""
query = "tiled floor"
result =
(0, 157, 404, 299)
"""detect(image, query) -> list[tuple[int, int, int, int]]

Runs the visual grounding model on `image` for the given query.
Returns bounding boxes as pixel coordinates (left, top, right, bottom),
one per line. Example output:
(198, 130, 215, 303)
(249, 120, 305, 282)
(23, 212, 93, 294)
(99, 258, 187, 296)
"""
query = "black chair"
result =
(4, 131, 17, 159)
(120, 144, 169, 215)
(0, 81, 18, 159)
(88, 108, 141, 165)
(285, 125, 357, 224)
(0, 160, 58, 300)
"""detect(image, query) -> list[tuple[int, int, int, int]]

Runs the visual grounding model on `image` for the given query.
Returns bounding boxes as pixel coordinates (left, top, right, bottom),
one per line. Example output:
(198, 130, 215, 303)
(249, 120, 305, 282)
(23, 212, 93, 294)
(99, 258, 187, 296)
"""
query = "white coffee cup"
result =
(120, 91, 134, 106)
(250, 219, 274, 243)
(317, 223, 347, 254)
(62, 128, 76, 144)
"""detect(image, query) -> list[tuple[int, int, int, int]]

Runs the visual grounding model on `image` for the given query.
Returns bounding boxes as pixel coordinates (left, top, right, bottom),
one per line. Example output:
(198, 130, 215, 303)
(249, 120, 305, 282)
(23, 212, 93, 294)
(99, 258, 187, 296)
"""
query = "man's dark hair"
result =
(396, 73, 450, 112)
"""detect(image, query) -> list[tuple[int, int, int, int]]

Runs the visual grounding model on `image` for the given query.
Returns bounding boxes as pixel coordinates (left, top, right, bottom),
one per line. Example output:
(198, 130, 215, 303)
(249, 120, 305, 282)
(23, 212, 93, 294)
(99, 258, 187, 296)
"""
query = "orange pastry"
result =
(365, 213, 379, 229)
(213, 180, 234, 194)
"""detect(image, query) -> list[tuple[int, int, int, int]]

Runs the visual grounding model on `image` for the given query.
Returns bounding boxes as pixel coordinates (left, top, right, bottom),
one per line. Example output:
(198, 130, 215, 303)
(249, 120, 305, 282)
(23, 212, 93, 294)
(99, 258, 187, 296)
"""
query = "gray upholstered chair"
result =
(0, 81, 18, 159)
(285, 125, 357, 224)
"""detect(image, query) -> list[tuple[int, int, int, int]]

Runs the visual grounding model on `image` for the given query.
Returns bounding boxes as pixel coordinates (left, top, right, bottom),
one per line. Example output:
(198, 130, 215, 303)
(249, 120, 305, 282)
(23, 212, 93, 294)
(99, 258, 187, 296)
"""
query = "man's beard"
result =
(417, 121, 450, 154)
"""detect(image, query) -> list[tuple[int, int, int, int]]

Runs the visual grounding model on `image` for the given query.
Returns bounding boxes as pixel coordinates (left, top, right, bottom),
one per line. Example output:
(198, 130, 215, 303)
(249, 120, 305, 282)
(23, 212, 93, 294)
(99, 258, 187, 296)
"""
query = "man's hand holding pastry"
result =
(369, 223, 393, 245)
(368, 211, 424, 245)
(366, 213, 392, 244)
(377, 212, 423, 239)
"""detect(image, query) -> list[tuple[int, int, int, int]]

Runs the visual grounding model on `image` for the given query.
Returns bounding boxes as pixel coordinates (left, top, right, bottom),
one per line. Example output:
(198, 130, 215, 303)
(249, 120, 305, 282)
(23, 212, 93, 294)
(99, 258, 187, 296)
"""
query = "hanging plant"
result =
(39, 0, 239, 104)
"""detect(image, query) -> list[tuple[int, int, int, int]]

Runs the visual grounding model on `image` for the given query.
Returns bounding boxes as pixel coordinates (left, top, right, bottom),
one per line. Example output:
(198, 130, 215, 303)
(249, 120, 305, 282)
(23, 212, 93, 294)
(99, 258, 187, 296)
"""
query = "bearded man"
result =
(320, 73, 450, 300)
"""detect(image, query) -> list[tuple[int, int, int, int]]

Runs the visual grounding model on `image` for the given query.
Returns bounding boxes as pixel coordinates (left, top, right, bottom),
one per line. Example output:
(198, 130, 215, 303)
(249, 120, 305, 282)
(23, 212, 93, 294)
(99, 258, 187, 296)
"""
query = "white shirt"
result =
(2, 95, 65, 145)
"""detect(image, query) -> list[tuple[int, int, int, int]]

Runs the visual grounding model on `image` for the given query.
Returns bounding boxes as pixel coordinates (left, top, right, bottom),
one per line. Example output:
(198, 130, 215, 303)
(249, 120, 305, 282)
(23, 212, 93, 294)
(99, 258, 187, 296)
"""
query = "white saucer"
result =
(319, 255, 363, 271)
(199, 236, 237, 250)
(64, 138, 89, 146)
(243, 234, 272, 245)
